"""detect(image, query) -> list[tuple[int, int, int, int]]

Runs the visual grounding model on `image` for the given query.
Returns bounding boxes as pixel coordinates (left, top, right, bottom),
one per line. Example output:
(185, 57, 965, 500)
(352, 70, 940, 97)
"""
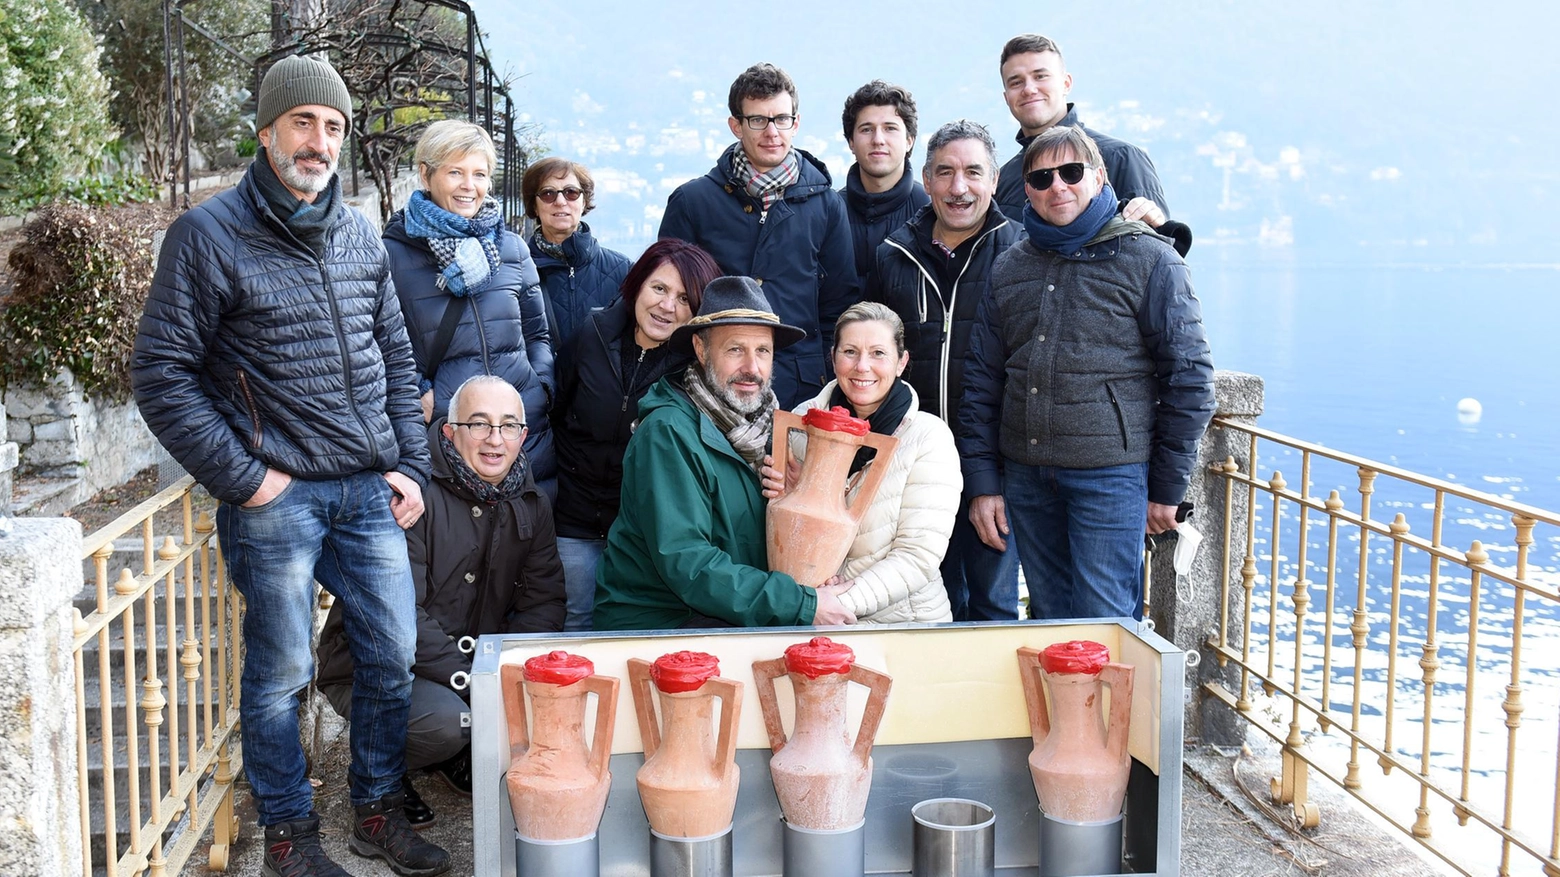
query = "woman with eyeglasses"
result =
(760, 302, 961, 624)
(522, 157, 633, 352)
(383, 120, 557, 500)
(548, 239, 721, 630)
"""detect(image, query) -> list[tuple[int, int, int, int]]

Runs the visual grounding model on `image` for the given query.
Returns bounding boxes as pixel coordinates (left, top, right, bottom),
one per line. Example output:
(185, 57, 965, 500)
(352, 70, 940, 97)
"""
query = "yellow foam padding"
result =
(492, 624, 1164, 776)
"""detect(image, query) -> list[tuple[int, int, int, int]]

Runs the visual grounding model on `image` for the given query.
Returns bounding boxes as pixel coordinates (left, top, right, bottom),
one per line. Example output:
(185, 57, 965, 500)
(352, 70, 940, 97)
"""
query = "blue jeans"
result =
(556, 536, 605, 631)
(940, 496, 1021, 621)
(217, 472, 416, 825)
(1003, 461, 1148, 621)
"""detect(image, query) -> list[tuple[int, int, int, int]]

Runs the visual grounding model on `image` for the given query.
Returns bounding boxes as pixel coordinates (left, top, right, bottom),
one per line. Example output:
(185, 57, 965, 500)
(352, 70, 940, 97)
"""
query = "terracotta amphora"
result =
(501, 651, 619, 840)
(768, 407, 899, 586)
(753, 636, 892, 830)
(628, 651, 744, 837)
(1016, 641, 1135, 822)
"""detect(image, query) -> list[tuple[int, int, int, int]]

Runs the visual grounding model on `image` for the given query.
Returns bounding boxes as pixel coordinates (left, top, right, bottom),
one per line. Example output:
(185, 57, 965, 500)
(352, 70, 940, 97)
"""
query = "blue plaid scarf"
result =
(402, 190, 504, 296)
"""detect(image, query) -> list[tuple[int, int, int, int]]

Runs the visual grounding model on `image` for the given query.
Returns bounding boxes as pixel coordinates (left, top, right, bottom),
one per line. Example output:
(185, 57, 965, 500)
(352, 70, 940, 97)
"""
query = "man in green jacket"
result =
(593, 276, 858, 630)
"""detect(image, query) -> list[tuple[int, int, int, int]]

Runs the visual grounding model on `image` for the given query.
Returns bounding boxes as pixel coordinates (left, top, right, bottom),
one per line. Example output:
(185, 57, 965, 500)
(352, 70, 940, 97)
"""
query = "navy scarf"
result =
(1022, 182, 1118, 254)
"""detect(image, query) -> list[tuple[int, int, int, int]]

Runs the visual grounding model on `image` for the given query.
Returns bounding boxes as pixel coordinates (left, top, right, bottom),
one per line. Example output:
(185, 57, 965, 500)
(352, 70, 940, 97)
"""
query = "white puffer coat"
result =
(791, 382, 961, 623)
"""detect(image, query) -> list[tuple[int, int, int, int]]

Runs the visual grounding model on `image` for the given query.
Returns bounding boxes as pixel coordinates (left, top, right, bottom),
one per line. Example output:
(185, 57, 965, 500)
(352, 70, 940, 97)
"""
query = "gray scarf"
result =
(682, 363, 775, 477)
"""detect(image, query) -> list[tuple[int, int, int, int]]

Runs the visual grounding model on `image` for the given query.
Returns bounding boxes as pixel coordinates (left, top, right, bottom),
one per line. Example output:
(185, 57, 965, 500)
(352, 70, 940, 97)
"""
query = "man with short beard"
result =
(592, 276, 858, 631)
(132, 56, 448, 877)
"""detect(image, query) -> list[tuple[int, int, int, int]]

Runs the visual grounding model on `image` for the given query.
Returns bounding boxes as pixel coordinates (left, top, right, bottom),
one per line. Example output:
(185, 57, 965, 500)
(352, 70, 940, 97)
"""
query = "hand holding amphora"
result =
(1017, 641, 1135, 822)
(767, 407, 899, 586)
(628, 651, 744, 838)
(753, 636, 892, 830)
(501, 651, 619, 840)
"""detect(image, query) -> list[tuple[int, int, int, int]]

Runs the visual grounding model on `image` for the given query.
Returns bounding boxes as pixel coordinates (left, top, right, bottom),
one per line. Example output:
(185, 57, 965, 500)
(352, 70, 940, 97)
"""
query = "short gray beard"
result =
(270, 142, 337, 195)
(705, 361, 770, 416)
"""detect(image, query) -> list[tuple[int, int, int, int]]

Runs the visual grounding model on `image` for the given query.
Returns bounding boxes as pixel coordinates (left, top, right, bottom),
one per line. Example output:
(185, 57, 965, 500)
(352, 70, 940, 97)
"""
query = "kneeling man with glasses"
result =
(958, 127, 1215, 622)
(317, 375, 565, 827)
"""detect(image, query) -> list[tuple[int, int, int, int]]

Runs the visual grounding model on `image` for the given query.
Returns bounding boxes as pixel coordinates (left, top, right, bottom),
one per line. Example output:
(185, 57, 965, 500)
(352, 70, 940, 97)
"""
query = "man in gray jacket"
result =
(131, 56, 448, 877)
(958, 126, 1214, 621)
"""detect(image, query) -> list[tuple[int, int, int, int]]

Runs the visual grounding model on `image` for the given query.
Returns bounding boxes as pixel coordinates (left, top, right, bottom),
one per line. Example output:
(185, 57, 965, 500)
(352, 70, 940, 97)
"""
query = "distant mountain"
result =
(472, 0, 1560, 262)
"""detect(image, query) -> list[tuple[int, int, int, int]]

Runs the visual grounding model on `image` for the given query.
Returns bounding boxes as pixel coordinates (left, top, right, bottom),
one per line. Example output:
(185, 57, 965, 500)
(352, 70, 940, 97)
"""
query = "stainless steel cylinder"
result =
(649, 824, 734, 877)
(911, 798, 995, 877)
(781, 818, 865, 877)
(514, 831, 598, 875)
(1037, 810, 1124, 876)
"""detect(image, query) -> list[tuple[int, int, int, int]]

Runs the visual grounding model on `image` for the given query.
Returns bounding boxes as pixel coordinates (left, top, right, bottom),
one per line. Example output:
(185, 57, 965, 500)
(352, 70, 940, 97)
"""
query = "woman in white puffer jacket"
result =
(761, 302, 962, 624)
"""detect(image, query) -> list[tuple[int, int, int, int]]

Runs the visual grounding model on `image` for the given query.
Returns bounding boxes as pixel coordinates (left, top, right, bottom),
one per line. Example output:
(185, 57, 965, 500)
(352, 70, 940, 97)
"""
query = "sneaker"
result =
(262, 815, 349, 877)
(429, 750, 472, 797)
(349, 792, 452, 876)
(401, 774, 437, 829)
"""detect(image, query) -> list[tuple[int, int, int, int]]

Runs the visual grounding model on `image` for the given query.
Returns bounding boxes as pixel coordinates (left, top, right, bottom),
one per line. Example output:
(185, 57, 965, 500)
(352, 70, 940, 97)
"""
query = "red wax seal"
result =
(523, 650, 593, 685)
(1041, 640, 1111, 676)
(784, 636, 856, 679)
(803, 406, 870, 436)
(651, 651, 720, 692)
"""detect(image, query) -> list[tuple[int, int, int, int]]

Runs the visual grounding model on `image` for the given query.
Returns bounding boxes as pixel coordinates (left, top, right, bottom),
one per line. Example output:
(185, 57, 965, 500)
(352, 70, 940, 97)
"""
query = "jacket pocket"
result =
(236, 369, 263, 449)
(1104, 382, 1129, 452)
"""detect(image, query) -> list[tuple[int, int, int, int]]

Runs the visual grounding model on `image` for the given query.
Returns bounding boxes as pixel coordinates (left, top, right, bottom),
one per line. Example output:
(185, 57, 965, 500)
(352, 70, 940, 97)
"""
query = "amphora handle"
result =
(582, 674, 620, 782)
(751, 657, 790, 754)
(705, 677, 744, 775)
(625, 658, 660, 759)
(1015, 647, 1050, 750)
(770, 410, 805, 494)
(1099, 662, 1135, 762)
(847, 664, 893, 766)
(845, 432, 900, 525)
(501, 663, 531, 756)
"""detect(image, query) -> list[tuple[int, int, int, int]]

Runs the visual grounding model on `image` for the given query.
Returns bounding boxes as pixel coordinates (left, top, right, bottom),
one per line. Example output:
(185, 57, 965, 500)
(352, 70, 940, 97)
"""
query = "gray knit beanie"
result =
(257, 55, 354, 135)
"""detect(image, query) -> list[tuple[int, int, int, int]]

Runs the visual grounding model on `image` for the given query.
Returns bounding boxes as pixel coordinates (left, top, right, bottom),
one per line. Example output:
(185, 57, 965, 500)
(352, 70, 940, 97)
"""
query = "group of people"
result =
(129, 32, 1213, 877)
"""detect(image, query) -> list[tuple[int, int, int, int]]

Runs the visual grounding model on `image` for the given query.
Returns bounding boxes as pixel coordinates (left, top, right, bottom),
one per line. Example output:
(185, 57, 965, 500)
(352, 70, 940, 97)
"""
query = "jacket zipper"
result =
(622, 346, 647, 412)
(236, 370, 263, 448)
(317, 254, 373, 443)
(1105, 383, 1130, 451)
(468, 296, 492, 373)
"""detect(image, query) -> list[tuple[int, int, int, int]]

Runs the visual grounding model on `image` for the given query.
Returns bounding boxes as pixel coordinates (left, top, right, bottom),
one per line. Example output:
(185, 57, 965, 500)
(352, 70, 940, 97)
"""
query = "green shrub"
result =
(1, 201, 174, 400)
(0, 0, 118, 210)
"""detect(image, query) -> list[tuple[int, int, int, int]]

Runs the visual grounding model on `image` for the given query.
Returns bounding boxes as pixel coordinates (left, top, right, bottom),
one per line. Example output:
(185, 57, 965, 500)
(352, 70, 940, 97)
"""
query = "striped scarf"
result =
(729, 144, 800, 217)
(682, 363, 775, 478)
(402, 190, 504, 296)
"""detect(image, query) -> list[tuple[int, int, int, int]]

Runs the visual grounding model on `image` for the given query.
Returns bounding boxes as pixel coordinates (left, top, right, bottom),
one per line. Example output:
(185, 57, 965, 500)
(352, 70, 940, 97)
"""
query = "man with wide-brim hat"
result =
(593, 276, 858, 630)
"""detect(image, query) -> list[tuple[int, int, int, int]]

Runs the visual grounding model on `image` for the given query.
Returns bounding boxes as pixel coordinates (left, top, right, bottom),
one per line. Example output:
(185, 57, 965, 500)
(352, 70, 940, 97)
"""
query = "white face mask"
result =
(1172, 522, 1203, 578)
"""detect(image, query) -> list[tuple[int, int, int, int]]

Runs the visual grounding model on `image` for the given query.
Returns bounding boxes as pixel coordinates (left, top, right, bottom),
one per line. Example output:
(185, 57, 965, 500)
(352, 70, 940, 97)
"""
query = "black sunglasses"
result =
(538, 186, 584, 203)
(1025, 162, 1094, 190)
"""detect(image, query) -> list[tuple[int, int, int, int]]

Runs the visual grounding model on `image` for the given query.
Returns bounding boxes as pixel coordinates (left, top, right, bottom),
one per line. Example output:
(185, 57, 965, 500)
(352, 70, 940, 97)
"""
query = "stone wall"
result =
(0, 399, 16, 514)
(2, 368, 161, 514)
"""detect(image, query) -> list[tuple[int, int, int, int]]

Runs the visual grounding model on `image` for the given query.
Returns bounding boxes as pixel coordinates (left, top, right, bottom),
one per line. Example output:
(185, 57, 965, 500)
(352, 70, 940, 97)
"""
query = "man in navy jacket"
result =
(659, 62, 859, 407)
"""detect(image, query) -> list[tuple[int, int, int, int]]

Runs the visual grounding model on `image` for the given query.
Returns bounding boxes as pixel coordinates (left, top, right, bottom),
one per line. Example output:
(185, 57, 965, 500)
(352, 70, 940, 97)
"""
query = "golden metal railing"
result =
(75, 475, 243, 876)
(1204, 417, 1560, 876)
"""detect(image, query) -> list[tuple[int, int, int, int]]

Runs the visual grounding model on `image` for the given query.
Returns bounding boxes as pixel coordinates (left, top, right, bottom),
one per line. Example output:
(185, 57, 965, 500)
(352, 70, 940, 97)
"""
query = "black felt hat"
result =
(668, 275, 806, 354)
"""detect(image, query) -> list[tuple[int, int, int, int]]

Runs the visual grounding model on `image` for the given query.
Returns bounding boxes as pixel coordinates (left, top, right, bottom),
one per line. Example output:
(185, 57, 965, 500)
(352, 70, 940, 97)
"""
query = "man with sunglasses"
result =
(659, 62, 859, 408)
(863, 120, 1022, 621)
(317, 375, 564, 829)
(991, 34, 1170, 231)
(959, 126, 1214, 622)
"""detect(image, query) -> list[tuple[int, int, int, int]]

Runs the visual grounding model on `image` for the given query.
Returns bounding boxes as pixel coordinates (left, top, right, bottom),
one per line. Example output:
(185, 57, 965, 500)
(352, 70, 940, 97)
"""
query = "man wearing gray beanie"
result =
(131, 54, 450, 877)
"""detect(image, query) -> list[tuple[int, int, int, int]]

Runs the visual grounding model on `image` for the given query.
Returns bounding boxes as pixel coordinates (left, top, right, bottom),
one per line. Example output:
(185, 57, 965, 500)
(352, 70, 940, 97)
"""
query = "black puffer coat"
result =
(550, 299, 691, 539)
(316, 419, 566, 691)
(383, 214, 556, 491)
(865, 205, 1020, 420)
(131, 164, 429, 505)
(529, 222, 632, 352)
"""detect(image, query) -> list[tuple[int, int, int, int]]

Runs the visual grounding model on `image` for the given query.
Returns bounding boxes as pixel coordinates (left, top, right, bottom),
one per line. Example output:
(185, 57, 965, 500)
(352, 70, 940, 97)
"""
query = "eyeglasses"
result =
(739, 114, 797, 131)
(450, 421, 526, 441)
(538, 187, 583, 204)
(1025, 162, 1095, 190)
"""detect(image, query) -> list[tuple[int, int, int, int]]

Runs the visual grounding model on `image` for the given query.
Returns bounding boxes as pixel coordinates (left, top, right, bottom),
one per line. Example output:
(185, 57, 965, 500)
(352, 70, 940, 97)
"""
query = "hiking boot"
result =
(262, 815, 349, 877)
(349, 792, 451, 876)
(401, 774, 436, 829)
(429, 749, 472, 797)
